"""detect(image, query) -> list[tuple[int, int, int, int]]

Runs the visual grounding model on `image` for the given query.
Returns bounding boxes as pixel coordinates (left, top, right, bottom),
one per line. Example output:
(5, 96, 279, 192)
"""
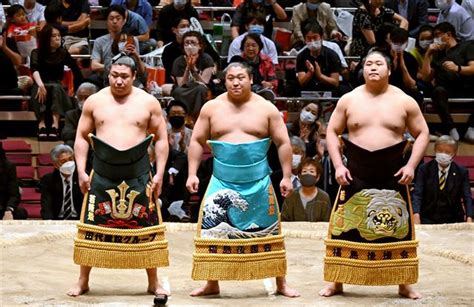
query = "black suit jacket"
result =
(385, 0, 429, 37)
(40, 169, 83, 220)
(412, 160, 473, 223)
(61, 108, 81, 148)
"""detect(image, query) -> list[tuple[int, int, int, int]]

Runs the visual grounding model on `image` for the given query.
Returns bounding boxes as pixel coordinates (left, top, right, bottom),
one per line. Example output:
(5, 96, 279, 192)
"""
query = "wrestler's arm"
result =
(186, 102, 212, 193)
(74, 96, 95, 193)
(148, 97, 169, 196)
(398, 97, 429, 183)
(268, 103, 293, 197)
(327, 95, 351, 185)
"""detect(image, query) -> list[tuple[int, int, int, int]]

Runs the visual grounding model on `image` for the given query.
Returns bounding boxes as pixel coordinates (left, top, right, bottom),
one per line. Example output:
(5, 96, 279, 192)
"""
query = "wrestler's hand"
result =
(78, 172, 90, 194)
(335, 165, 352, 185)
(186, 175, 199, 194)
(151, 174, 163, 197)
(394, 165, 414, 185)
(413, 213, 421, 224)
(280, 177, 293, 198)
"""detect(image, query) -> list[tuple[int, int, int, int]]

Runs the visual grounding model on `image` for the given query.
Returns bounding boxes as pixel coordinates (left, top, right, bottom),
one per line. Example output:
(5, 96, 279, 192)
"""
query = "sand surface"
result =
(1, 221, 473, 306)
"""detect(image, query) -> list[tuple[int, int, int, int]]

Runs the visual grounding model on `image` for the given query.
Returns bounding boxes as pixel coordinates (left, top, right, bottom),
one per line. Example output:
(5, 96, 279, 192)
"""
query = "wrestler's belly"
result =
(95, 128, 148, 150)
(348, 132, 404, 152)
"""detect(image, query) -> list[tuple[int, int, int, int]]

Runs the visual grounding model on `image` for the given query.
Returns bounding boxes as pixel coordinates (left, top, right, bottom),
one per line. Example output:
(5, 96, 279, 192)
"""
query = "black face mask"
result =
(299, 174, 318, 187)
(169, 116, 185, 129)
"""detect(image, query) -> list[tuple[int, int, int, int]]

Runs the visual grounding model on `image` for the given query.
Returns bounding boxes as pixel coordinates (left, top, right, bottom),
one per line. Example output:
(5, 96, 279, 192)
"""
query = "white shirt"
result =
(59, 172, 77, 218)
(228, 33, 279, 64)
(291, 174, 301, 190)
(17, 0, 46, 24)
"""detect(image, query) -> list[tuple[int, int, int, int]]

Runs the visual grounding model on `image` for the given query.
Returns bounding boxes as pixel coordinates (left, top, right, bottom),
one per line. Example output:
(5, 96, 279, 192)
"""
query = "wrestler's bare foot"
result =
(275, 277, 300, 297)
(398, 284, 422, 299)
(190, 281, 220, 296)
(319, 282, 343, 297)
(147, 285, 170, 296)
(66, 279, 90, 297)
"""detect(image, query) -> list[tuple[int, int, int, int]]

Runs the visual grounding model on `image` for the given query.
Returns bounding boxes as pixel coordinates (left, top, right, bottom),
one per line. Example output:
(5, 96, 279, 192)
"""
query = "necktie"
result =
(439, 169, 446, 191)
(63, 178, 72, 219)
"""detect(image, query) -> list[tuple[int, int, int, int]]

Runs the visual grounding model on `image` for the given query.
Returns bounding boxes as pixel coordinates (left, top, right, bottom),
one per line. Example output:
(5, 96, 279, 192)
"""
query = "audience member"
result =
(30, 24, 83, 141)
(90, 6, 144, 87)
(409, 24, 434, 95)
(231, 0, 287, 39)
(155, 0, 199, 48)
(61, 82, 98, 148)
(290, 0, 342, 49)
(350, 0, 408, 57)
(412, 135, 473, 224)
(420, 22, 474, 141)
(296, 22, 344, 97)
(167, 100, 192, 153)
(0, 32, 25, 108)
(111, 0, 153, 28)
(462, 0, 474, 17)
(384, 0, 429, 37)
(6, 4, 37, 59)
(54, 0, 91, 55)
(171, 31, 214, 119)
(229, 33, 278, 102)
(19, 0, 46, 29)
(40, 144, 82, 220)
(436, 0, 474, 41)
(122, 8, 155, 54)
(43, 3, 89, 38)
(288, 102, 321, 157)
(161, 17, 189, 83)
(281, 157, 331, 222)
(228, 11, 278, 65)
(290, 136, 307, 189)
(0, 142, 27, 220)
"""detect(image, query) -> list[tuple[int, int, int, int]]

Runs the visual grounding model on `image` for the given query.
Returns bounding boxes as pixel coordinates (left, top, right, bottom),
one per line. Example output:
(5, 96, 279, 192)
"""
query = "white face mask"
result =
(300, 110, 317, 124)
(60, 161, 76, 175)
(307, 40, 322, 51)
(184, 45, 199, 56)
(292, 154, 302, 169)
(174, 0, 186, 7)
(178, 27, 190, 36)
(435, 152, 453, 166)
(391, 42, 407, 53)
(434, 37, 445, 46)
(419, 39, 433, 50)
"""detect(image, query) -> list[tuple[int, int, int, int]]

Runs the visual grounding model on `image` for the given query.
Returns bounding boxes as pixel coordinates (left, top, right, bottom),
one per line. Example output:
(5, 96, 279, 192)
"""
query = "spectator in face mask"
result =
(61, 82, 98, 148)
(162, 17, 190, 84)
(227, 11, 278, 65)
(281, 157, 331, 222)
(166, 100, 193, 153)
(40, 144, 83, 220)
(155, 0, 199, 48)
(296, 22, 346, 97)
(171, 31, 215, 119)
(412, 135, 472, 224)
(288, 102, 321, 158)
(290, 0, 342, 49)
(435, 0, 474, 41)
(409, 25, 433, 93)
(231, 0, 287, 39)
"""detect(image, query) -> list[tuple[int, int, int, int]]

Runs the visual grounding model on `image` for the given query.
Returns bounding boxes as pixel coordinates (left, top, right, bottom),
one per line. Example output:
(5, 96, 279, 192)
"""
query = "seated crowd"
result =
(0, 0, 472, 222)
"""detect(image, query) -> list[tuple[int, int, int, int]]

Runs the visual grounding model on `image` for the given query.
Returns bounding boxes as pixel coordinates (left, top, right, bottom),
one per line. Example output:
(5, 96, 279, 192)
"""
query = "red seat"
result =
(37, 153, 53, 166)
(454, 156, 474, 168)
(37, 166, 54, 178)
(469, 168, 474, 183)
(21, 187, 41, 202)
(6, 154, 32, 166)
(19, 203, 42, 219)
(16, 166, 35, 180)
(1, 140, 32, 152)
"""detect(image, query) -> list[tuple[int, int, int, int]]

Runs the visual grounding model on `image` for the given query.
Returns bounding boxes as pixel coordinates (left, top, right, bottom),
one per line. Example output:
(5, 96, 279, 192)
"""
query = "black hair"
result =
(390, 26, 409, 44)
(167, 100, 188, 115)
(106, 5, 126, 20)
(172, 16, 190, 29)
(302, 20, 324, 37)
(362, 47, 393, 70)
(44, 3, 62, 24)
(111, 53, 137, 74)
(6, 4, 26, 19)
(240, 33, 263, 52)
(245, 11, 266, 25)
(223, 62, 253, 79)
(415, 25, 434, 49)
(37, 24, 64, 60)
(434, 22, 456, 38)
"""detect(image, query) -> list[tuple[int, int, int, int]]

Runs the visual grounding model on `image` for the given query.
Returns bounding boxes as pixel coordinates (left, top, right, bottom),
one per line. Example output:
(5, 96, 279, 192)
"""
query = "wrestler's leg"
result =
(398, 284, 422, 299)
(67, 265, 92, 296)
(190, 281, 220, 296)
(276, 276, 300, 297)
(146, 268, 170, 296)
(319, 282, 343, 297)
